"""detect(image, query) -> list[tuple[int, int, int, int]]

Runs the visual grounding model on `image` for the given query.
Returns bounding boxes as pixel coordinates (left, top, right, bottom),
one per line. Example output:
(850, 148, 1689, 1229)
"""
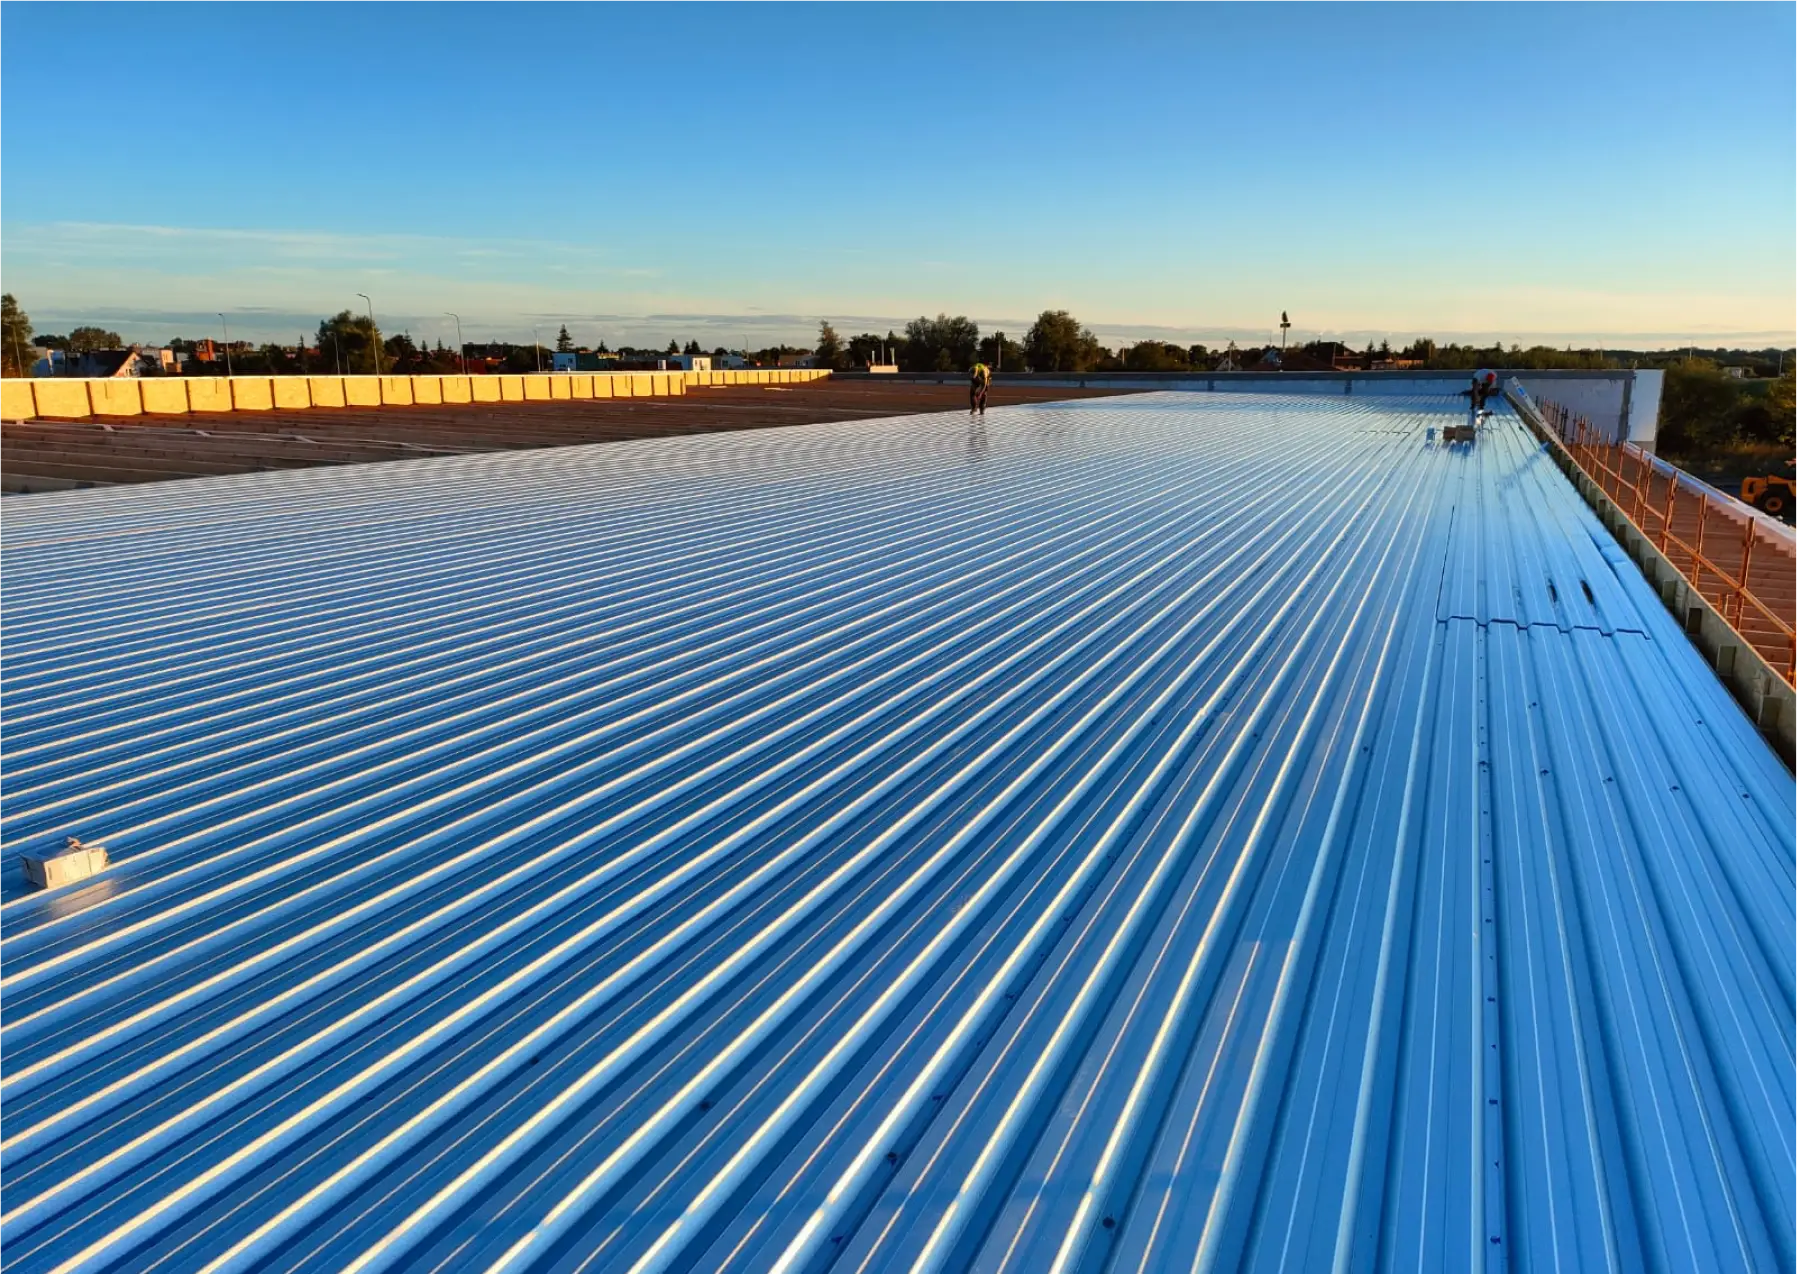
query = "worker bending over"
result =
(970, 361, 991, 415)
(1464, 368, 1499, 412)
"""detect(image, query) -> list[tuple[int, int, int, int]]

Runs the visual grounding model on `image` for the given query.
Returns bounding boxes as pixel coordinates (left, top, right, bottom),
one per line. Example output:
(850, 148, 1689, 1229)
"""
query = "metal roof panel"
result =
(1, 393, 1790, 1273)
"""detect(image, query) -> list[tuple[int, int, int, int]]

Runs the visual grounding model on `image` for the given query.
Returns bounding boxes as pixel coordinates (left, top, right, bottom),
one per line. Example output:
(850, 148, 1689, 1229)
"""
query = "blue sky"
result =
(3, 2, 1792, 350)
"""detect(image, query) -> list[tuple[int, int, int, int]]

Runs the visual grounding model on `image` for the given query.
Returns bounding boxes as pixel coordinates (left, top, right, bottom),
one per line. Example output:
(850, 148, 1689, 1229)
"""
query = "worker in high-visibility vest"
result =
(970, 361, 992, 416)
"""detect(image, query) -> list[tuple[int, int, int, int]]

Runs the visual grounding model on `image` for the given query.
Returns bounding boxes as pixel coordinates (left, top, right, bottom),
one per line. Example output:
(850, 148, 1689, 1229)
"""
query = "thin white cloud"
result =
(5, 220, 1791, 351)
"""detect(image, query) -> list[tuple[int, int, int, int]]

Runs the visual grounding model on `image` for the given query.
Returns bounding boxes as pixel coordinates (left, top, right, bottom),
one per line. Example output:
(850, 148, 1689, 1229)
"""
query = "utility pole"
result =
(357, 293, 381, 375)
(446, 312, 465, 375)
(533, 327, 542, 373)
(218, 313, 234, 377)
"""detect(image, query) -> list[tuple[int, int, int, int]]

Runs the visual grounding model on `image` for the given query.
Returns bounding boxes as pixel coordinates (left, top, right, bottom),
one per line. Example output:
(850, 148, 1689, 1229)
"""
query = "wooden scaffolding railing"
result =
(1536, 398, 1795, 685)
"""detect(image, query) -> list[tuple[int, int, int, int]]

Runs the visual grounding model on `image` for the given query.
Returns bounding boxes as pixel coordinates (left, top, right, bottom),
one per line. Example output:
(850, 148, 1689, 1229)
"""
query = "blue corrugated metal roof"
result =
(1, 393, 1791, 1274)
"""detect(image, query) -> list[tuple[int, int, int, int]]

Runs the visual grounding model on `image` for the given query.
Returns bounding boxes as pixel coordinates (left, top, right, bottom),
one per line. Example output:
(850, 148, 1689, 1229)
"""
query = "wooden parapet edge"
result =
(1, 368, 832, 421)
(1506, 382, 1794, 768)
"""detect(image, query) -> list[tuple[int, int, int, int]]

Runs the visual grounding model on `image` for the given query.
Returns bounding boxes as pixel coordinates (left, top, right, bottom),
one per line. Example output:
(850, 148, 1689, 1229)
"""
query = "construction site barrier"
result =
(1, 368, 830, 422)
(1509, 381, 1793, 765)
(1536, 396, 1795, 685)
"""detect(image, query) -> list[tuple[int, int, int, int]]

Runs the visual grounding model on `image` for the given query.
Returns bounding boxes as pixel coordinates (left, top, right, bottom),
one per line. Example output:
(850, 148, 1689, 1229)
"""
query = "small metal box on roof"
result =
(19, 838, 109, 890)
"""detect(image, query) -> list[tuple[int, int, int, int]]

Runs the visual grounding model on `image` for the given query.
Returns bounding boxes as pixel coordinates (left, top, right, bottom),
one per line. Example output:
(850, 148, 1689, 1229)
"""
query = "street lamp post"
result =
(445, 312, 466, 375)
(218, 313, 234, 377)
(533, 327, 542, 373)
(357, 293, 381, 375)
(1279, 311, 1291, 353)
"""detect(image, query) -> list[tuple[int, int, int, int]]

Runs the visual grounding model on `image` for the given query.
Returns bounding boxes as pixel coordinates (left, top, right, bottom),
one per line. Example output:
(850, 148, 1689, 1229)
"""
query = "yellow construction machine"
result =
(1741, 462, 1794, 522)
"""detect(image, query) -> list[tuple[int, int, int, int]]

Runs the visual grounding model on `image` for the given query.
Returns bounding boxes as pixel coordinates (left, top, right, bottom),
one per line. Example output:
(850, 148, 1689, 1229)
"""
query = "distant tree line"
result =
(809, 310, 1797, 384)
(813, 310, 1114, 375)
(807, 307, 1795, 474)
(1, 294, 34, 376)
(4, 285, 1791, 446)
(1658, 359, 1793, 456)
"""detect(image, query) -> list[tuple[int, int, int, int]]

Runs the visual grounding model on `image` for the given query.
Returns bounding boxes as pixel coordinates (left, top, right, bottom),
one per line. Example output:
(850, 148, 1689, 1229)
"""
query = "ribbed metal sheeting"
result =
(1, 393, 1791, 1274)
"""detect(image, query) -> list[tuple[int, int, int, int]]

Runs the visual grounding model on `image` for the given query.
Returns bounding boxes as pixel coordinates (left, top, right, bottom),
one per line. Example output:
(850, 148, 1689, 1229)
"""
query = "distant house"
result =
(1318, 343, 1426, 372)
(776, 352, 815, 369)
(1724, 366, 1747, 379)
(1306, 342, 1357, 370)
(667, 354, 712, 372)
(29, 345, 173, 378)
(75, 348, 139, 378)
(551, 352, 578, 372)
(715, 353, 748, 370)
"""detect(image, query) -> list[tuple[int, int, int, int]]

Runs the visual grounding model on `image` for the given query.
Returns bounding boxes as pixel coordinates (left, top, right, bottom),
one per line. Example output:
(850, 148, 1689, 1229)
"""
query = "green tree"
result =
(257, 343, 301, 375)
(316, 310, 383, 374)
(1123, 341, 1190, 372)
(846, 332, 898, 368)
(814, 321, 845, 371)
(1658, 359, 1740, 455)
(977, 331, 1025, 371)
(683, 339, 703, 356)
(1407, 339, 1612, 371)
(67, 326, 124, 354)
(1025, 310, 1103, 373)
(383, 332, 424, 372)
(555, 325, 574, 353)
(1, 293, 33, 377)
(1769, 372, 1796, 447)
(901, 314, 979, 372)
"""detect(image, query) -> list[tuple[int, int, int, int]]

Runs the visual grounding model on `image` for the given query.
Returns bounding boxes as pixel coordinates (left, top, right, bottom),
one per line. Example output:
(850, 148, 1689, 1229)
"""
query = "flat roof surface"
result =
(2, 380, 1134, 492)
(2, 393, 1792, 1273)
